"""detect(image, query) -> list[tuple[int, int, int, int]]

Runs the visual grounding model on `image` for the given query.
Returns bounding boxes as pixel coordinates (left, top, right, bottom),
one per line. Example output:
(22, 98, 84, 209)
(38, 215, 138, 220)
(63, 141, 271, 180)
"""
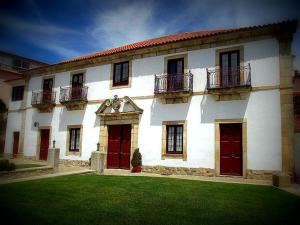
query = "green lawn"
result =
(0, 175, 299, 225)
(15, 163, 44, 169)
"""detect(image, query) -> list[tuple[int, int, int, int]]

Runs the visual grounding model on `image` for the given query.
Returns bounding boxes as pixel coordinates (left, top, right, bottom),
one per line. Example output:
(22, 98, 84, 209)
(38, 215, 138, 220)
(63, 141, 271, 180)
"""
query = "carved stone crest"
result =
(111, 95, 122, 112)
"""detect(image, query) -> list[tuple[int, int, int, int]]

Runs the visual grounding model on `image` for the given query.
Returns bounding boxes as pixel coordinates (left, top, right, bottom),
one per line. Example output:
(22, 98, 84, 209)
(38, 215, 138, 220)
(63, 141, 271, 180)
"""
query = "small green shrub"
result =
(7, 162, 16, 171)
(0, 159, 16, 171)
(0, 159, 9, 171)
(131, 148, 142, 167)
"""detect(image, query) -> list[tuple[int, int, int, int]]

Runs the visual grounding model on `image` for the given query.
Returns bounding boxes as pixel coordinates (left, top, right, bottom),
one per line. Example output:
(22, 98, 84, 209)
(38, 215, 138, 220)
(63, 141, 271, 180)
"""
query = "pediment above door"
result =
(95, 95, 143, 117)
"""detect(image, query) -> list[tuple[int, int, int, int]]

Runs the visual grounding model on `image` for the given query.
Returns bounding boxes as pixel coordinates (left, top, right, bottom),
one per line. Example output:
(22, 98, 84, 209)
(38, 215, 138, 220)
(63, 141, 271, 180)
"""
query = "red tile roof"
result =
(62, 28, 232, 63)
(26, 20, 297, 71)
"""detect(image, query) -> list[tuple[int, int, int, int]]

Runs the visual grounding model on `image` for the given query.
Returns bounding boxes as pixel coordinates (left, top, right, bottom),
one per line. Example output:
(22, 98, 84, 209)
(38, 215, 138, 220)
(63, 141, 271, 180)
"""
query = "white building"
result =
(4, 20, 298, 180)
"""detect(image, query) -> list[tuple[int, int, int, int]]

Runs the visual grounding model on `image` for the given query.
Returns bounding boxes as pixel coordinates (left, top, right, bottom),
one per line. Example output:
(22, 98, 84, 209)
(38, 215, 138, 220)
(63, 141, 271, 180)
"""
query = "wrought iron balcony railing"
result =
(207, 64, 251, 90)
(154, 72, 193, 94)
(31, 90, 56, 105)
(59, 86, 88, 103)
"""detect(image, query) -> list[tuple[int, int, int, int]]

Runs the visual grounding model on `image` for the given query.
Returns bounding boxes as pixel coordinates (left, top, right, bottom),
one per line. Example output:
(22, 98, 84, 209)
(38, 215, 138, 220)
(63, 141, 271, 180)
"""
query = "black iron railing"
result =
(154, 72, 193, 94)
(59, 86, 88, 103)
(207, 64, 251, 90)
(31, 90, 56, 105)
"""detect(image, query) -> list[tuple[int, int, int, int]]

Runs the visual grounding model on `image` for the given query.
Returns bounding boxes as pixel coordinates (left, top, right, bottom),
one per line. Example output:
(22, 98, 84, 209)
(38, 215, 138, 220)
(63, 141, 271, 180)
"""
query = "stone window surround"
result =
(109, 58, 132, 90)
(66, 125, 83, 156)
(35, 126, 52, 160)
(98, 113, 140, 169)
(161, 120, 187, 160)
(164, 53, 188, 74)
(214, 118, 247, 178)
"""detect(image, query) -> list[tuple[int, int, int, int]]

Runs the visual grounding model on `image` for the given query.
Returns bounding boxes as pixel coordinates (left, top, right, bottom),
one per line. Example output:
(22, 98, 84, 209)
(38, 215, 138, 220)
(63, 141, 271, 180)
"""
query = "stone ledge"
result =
(59, 159, 90, 167)
(247, 169, 277, 180)
(142, 165, 215, 176)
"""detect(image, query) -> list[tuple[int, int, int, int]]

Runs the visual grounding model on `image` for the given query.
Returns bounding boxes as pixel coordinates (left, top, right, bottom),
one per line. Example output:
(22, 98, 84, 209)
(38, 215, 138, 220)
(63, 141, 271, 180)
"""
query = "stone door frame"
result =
(98, 113, 140, 169)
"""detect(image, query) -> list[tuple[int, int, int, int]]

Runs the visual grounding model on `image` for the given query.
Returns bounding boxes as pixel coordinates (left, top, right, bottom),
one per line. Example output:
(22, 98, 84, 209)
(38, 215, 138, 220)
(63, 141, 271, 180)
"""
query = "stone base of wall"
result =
(59, 159, 90, 168)
(247, 169, 278, 180)
(142, 165, 215, 177)
(143, 166, 278, 180)
(23, 156, 37, 161)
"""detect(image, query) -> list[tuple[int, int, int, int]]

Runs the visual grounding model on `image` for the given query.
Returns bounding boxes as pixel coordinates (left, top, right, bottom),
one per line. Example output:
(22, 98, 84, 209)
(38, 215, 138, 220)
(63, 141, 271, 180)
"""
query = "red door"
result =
(107, 125, 131, 169)
(39, 129, 50, 160)
(220, 123, 242, 176)
(13, 132, 19, 158)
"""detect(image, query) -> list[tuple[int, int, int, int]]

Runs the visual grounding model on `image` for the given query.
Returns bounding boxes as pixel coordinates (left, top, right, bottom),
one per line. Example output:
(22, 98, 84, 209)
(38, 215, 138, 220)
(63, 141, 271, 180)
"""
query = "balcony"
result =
(31, 90, 56, 112)
(59, 86, 88, 110)
(154, 72, 193, 104)
(207, 64, 251, 100)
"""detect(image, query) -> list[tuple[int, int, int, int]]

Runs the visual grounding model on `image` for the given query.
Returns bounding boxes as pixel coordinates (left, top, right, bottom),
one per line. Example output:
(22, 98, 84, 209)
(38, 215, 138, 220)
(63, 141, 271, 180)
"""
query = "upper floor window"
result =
(166, 125, 183, 154)
(43, 78, 53, 91)
(220, 50, 240, 86)
(72, 73, 84, 87)
(113, 61, 129, 86)
(12, 59, 30, 69)
(11, 85, 24, 101)
(167, 58, 184, 75)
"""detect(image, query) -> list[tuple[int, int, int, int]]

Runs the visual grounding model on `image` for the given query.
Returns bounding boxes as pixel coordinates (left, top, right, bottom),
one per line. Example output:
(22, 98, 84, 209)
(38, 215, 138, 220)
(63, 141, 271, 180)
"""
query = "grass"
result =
(0, 174, 299, 225)
(15, 163, 44, 169)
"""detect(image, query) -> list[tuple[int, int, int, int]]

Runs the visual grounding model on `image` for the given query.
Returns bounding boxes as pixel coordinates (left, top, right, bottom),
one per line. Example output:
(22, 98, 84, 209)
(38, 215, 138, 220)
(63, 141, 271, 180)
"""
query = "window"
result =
(72, 73, 84, 87)
(69, 128, 80, 152)
(166, 125, 183, 154)
(22, 61, 30, 69)
(167, 58, 184, 75)
(13, 59, 22, 68)
(220, 50, 240, 87)
(11, 86, 24, 101)
(113, 61, 129, 86)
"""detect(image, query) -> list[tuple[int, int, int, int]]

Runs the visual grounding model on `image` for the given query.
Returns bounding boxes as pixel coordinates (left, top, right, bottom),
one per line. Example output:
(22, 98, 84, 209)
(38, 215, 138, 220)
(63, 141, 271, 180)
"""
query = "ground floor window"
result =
(66, 125, 82, 156)
(69, 128, 80, 151)
(166, 125, 183, 154)
(162, 120, 187, 160)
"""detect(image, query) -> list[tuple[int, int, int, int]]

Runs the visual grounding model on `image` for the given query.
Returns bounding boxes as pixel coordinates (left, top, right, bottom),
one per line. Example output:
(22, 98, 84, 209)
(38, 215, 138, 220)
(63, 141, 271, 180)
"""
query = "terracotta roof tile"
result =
(61, 28, 232, 63)
(26, 20, 297, 71)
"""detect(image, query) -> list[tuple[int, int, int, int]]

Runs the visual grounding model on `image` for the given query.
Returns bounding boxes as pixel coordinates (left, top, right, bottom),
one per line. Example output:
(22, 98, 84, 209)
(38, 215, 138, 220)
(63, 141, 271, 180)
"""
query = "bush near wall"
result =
(0, 159, 16, 171)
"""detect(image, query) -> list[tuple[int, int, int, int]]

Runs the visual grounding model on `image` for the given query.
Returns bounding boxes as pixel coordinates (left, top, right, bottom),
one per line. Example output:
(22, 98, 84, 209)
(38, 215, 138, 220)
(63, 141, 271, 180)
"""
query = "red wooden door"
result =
(107, 125, 131, 169)
(119, 125, 131, 169)
(39, 129, 50, 160)
(220, 123, 242, 176)
(107, 126, 121, 169)
(13, 132, 19, 158)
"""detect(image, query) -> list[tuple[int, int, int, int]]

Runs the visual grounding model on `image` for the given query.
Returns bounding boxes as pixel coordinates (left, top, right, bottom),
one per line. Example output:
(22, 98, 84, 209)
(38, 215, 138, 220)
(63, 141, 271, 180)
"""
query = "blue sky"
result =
(0, 0, 300, 69)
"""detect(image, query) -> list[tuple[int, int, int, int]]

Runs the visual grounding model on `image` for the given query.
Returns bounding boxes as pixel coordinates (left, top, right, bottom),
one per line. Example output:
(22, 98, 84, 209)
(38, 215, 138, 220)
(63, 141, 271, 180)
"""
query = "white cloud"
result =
(88, 1, 167, 48)
(0, 13, 81, 58)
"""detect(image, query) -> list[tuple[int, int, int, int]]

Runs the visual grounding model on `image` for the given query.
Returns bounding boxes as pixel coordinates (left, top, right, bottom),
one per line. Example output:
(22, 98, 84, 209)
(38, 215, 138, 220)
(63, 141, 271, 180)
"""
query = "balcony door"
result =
(71, 73, 83, 100)
(220, 51, 240, 88)
(42, 78, 53, 104)
(167, 58, 184, 91)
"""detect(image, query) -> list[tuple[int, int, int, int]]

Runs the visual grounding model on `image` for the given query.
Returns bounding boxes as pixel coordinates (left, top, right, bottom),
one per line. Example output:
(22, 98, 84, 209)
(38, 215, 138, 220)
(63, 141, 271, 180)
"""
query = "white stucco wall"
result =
(5, 38, 283, 172)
